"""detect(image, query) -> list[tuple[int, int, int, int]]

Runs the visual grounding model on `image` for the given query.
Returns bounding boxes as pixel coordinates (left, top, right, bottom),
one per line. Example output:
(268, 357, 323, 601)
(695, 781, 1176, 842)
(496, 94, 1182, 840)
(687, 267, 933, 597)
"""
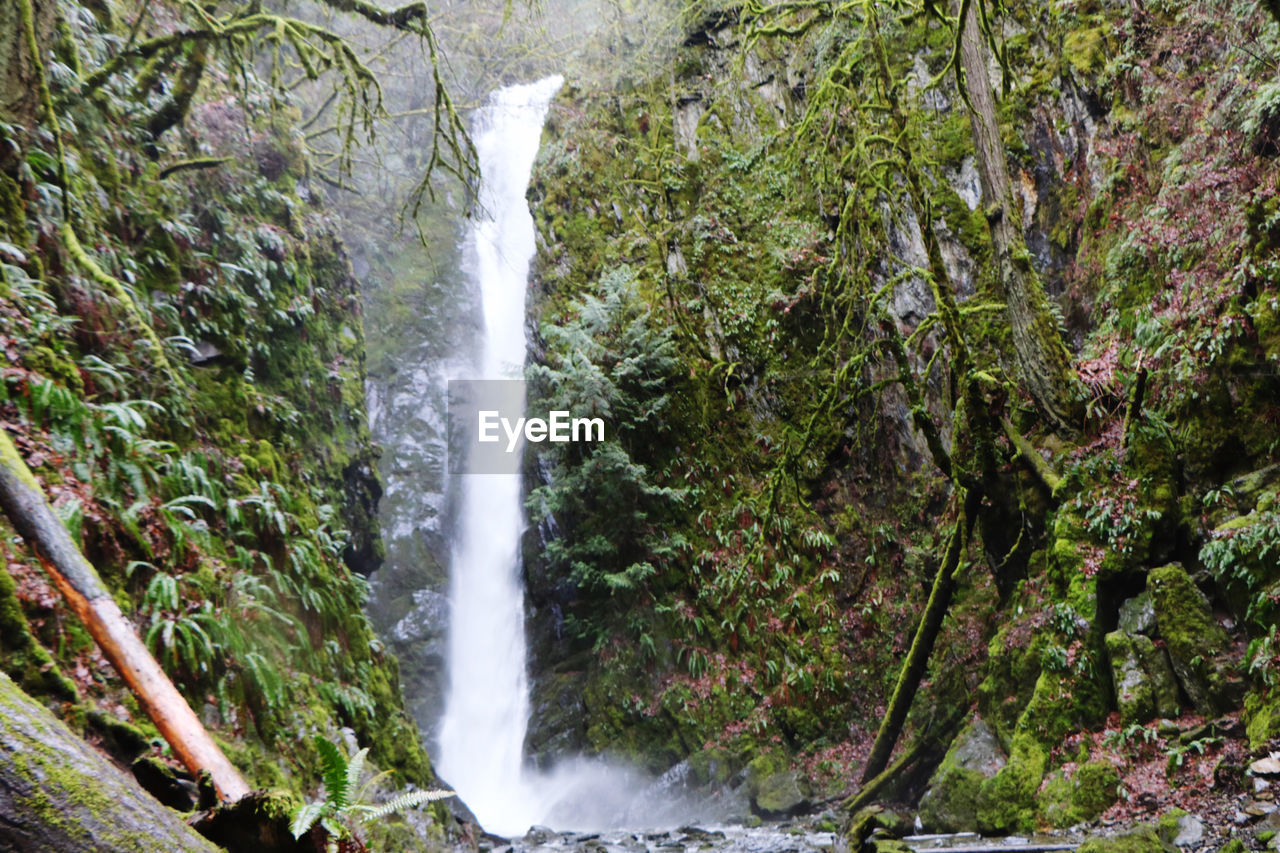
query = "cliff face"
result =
(523, 0, 1280, 823)
(0, 0, 448, 846)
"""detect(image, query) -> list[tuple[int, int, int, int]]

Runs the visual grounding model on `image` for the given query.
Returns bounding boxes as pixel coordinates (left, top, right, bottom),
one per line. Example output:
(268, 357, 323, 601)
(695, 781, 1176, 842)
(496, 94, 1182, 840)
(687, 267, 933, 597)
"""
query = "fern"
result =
(291, 736, 454, 842)
(344, 747, 369, 806)
(315, 735, 351, 810)
(360, 789, 455, 821)
(289, 801, 325, 839)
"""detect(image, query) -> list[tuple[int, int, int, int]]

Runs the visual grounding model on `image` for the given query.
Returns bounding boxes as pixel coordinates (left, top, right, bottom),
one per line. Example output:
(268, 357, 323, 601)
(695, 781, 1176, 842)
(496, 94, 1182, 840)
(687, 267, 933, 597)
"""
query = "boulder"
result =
(1105, 630, 1180, 724)
(1038, 759, 1120, 829)
(1118, 593, 1156, 635)
(917, 717, 1006, 832)
(750, 770, 811, 818)
(1172, 814, 1205, 847)
(1147, 563, 1238, 716)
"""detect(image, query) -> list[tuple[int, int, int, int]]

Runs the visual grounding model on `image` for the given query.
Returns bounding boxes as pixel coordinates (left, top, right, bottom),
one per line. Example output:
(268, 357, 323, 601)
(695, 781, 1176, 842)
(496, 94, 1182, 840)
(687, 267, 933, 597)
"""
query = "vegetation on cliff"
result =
(0, 0, 460, 844)
(523, 0, 1280, 830)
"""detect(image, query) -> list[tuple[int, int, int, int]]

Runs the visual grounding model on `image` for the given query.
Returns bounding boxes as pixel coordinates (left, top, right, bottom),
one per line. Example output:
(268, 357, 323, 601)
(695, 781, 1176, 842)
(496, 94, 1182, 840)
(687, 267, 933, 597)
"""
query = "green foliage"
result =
(527, 265, 687, 638)
(0, 0, 441, 803)
(1200, 510, 1280, 628)
(290, 735, 453, 848)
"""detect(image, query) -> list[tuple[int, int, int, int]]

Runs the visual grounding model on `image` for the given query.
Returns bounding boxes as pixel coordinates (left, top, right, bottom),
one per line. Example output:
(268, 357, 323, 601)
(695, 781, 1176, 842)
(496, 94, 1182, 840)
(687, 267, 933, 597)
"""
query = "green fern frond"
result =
(344, 747, 369, 801)
(314, 735, 350, 809)
(289, 801, 324, 839)
(361, 788, 455, 822)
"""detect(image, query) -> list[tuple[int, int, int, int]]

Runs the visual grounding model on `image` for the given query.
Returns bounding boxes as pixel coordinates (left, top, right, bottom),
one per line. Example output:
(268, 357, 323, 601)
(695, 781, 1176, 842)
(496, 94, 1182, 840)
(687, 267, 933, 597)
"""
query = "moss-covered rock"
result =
(751, 769, 812, 818)
(1016, 668, 1107, 748)
(918, 717, 1007, 832)
(1245, 689, 1280, 751)
(688, 746, 737, 787)
(975, 733, 1047, 834)
(1148, 564, 1237, 716)
(1077, 824, 1176, 853)
(1105, 630, 1180, 725)
(1040, 759, 1121, 828)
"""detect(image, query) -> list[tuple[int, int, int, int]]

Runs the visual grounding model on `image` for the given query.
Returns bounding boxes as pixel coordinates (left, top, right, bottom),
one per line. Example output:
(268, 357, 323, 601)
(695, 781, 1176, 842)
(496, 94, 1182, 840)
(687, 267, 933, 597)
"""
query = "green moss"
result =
(920, 764, 986, 831)
(0, 566, 78, 701)
(976, 733, 1046, 834)
(1016, 666, 1106, 748)
(688, 746, 736, 786)
(1073, 761, 1121, 821)
(1147, 563, 1233, 716)
(1077, 824, 1174, 853)
(1245, 689, 1280, 751)
(1062, 27, 1109, 75)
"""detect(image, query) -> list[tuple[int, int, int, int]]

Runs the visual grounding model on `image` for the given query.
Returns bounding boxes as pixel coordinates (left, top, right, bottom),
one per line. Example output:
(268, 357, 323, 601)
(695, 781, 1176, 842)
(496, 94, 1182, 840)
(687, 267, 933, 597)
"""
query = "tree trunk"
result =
(957, 0, 1079, 432)
(0, 0, 53, 126)
(0, 671, 221, 852)
(859, 492, 979, 782)
(0, 431, 250, 803)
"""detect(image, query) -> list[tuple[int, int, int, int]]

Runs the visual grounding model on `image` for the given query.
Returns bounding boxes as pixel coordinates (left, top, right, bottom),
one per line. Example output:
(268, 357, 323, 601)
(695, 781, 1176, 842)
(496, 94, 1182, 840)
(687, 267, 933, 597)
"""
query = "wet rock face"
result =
(1104, 630, 1180, 725)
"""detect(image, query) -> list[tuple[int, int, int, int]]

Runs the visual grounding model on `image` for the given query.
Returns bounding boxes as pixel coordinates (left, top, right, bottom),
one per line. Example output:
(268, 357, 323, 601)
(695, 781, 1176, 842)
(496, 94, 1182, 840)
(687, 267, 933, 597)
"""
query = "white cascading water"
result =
(437, 75, 564, 837)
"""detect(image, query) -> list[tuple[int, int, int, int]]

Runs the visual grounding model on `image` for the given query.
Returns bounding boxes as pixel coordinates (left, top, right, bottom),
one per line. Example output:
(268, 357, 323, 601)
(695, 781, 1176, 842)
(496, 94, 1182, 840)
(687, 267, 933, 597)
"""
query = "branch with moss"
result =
(157, 156, 231, 179)
(60, 223, 188, 393)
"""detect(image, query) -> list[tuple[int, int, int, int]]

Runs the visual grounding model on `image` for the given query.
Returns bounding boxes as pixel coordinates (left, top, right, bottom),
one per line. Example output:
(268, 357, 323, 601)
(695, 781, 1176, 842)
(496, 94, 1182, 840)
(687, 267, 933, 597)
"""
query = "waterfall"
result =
(437, 75, 563, 838)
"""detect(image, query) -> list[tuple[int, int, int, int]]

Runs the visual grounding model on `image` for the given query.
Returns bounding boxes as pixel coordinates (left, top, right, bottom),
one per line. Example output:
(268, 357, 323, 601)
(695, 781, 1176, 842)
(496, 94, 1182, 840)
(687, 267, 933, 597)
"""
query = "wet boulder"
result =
(1105, 630, 1180, 724)
(750, 769, 811, 818)
(917, 717, 1006, 832)
(1147, 563, 1240, 716)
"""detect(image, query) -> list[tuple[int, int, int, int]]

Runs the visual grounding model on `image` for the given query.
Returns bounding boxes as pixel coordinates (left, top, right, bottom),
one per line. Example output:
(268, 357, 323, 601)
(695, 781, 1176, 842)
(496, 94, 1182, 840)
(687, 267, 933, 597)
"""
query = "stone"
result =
(751, 770, 811, 818)
(1172, 814, 1204, 847)
(1148, 563, 1236, 716)
(1252, 756, 1280, 777)
(917, 717, 1007, 832)
(1106, 630, 1180, 724)
(1119, 593, 1156, 635)
(525, 826, 556, 844)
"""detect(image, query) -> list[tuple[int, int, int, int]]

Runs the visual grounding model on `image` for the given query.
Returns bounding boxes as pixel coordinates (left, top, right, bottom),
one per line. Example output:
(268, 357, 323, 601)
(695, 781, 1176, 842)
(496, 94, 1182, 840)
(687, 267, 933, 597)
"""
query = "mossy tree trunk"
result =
(859, 491, 979, 783)
(0, 671, 221, 852)
(0, 432, 249, 803)
(0, 0, 53, 126)
(957, 0, 1079, 432)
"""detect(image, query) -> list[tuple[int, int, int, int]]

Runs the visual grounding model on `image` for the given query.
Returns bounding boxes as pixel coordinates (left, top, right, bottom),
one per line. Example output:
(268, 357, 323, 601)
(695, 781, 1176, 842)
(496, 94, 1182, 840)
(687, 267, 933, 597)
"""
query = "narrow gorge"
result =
(2, 0, 1280, 851)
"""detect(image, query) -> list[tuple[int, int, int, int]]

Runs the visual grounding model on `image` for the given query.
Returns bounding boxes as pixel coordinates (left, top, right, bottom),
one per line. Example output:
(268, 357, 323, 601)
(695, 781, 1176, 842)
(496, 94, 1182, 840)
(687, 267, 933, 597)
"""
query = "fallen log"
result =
(0, 670, 221, 852)
(0, 429, 249, 802)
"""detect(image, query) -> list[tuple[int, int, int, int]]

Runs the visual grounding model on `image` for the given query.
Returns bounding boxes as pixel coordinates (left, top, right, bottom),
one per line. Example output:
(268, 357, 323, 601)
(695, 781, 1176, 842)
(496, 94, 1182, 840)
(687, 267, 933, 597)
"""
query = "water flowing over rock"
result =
(436, 74, 564, 837)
